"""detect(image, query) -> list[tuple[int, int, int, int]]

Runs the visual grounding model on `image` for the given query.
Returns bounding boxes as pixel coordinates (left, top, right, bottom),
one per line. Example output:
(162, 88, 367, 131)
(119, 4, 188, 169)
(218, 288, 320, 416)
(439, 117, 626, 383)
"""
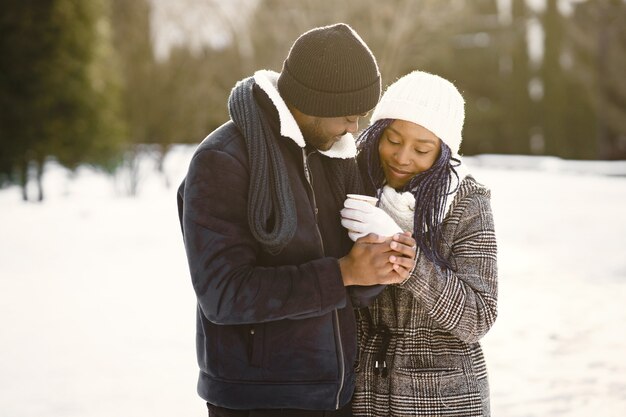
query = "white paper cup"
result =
(346, 193, 378, 206)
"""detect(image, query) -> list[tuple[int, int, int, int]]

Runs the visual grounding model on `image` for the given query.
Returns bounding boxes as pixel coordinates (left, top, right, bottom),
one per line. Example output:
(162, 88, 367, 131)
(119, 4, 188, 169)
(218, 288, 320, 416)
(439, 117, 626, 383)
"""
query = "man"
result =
(177, 23, 416, 416)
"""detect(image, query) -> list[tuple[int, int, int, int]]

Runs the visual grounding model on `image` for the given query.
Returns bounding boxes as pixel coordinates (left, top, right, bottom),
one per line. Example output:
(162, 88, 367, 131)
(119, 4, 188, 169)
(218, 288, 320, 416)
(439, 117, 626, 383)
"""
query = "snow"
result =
(1, 146, 625, 416)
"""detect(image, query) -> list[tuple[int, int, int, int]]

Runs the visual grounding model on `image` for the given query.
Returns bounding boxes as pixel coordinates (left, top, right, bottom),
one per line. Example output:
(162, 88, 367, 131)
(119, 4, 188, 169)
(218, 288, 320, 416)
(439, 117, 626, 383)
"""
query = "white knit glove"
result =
(341, 197, 403, 242)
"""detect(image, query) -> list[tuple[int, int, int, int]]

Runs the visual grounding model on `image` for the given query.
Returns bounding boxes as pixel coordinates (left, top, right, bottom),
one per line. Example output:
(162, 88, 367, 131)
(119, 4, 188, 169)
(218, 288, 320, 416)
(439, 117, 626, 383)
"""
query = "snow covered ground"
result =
(1, 146, 625, 417)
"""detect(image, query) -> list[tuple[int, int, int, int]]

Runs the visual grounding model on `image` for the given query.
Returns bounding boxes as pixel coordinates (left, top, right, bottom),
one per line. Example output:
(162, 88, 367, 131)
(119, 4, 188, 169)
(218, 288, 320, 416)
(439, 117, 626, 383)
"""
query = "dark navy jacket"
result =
(177, 71, 376, 410)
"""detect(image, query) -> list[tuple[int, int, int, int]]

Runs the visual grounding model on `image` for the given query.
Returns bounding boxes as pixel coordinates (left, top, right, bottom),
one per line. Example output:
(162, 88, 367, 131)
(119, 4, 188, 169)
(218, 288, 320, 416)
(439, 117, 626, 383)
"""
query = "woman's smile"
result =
(387, 164, 412, 177)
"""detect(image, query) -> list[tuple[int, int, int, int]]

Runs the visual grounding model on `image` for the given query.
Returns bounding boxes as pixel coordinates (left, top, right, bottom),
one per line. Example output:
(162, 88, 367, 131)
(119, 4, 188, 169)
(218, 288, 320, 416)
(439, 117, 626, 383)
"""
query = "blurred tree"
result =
(109, 0, 155, 195)
(53, 0, 125, 172)
(150, 44, 242, 185)
(500, 0, 534, 155)
(541, 0, 598, 159)
(541, 0, 568, 156)
(0, 0, 123, 201)
(0, 1, 51, 191)
(110, 0, 245, 191)
(569, 0, 626, 159)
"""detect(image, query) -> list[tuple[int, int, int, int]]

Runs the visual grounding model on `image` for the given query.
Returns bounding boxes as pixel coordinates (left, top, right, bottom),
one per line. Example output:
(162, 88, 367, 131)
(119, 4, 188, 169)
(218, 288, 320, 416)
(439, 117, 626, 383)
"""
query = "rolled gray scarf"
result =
(228, 76, 296, 255)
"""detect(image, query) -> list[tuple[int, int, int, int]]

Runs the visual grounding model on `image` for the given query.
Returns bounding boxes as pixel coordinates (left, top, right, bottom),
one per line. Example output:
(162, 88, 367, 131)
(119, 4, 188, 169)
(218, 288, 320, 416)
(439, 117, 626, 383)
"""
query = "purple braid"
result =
(356, 118, 393, 196)
(357, 118, 461, 271)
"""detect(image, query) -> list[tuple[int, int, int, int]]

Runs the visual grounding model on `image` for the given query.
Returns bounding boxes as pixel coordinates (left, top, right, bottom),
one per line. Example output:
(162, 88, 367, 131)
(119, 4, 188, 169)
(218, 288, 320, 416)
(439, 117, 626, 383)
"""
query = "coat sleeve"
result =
(180, 147, 347, 325)
(400, 192, 498, 343)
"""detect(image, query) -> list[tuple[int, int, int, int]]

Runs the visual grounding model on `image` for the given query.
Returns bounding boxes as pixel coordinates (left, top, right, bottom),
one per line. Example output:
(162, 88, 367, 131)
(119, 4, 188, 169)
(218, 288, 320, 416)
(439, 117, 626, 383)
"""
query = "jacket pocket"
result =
(247, 324, 263, 368)
(264, 314, 338, 383)
(217, 323, 266, 380)
(391, 367, 482, 417)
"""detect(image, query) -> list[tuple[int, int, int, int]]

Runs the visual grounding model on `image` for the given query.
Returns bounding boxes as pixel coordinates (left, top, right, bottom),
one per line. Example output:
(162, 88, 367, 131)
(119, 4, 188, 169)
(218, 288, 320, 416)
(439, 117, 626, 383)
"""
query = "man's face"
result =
(293, 110, 362, 151)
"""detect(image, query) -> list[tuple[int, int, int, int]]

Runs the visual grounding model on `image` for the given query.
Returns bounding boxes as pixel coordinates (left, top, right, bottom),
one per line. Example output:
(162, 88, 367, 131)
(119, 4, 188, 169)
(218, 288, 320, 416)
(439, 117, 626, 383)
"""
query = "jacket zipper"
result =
(302, 149, 324, 253)
(302, 149, 345, 410)
(333, 309, 346, 409)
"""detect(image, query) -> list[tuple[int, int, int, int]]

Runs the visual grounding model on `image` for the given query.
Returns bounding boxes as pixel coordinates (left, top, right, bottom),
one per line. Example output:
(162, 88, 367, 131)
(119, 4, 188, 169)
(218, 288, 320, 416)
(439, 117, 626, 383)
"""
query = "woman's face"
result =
(378, 119, 441, 189)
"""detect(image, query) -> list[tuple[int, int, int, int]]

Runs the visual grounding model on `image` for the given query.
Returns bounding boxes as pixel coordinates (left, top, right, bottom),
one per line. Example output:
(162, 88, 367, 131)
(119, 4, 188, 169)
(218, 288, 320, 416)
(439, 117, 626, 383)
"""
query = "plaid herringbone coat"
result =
(352, 176, 498, 417)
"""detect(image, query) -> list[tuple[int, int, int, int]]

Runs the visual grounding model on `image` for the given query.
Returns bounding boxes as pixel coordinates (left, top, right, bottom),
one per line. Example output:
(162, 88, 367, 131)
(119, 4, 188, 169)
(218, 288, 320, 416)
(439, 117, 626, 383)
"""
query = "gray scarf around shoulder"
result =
(228, 76, 296, 255)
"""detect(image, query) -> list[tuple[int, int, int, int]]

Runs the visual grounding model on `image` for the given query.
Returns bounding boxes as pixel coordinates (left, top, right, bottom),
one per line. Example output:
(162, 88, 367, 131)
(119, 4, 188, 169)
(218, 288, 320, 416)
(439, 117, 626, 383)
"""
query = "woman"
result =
(341, 70, 498, 417)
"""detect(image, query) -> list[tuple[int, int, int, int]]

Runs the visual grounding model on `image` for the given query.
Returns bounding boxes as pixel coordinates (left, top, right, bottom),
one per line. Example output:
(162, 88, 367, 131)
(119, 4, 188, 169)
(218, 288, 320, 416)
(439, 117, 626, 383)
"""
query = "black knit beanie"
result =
(277, 23, 381, 117)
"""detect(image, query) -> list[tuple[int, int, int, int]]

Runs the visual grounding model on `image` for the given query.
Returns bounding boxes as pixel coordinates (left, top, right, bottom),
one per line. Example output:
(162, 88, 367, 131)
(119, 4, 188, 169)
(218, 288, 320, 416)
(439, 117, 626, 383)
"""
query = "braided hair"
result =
(357, 119, 461, 271)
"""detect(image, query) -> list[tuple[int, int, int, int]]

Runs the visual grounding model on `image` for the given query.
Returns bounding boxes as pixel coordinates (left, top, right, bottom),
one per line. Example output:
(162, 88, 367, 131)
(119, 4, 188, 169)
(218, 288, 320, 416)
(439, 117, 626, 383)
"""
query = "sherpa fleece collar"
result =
(253, 70, 357, 159)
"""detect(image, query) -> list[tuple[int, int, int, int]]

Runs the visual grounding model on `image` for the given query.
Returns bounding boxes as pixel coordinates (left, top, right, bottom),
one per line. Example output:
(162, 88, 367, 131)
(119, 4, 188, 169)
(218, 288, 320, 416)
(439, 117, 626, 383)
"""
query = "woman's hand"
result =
(389, 232, 417, 278)
(340, 198, 403, 241)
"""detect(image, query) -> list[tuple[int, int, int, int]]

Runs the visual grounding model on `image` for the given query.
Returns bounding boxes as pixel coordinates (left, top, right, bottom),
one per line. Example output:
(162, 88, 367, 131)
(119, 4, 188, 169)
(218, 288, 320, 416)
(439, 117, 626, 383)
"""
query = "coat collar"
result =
(253, 70, 357, 159)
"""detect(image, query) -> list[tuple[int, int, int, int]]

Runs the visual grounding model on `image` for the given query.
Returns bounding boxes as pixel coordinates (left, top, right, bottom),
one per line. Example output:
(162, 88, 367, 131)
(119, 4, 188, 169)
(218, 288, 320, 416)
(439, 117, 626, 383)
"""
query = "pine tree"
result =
(0, 0, 123, 200)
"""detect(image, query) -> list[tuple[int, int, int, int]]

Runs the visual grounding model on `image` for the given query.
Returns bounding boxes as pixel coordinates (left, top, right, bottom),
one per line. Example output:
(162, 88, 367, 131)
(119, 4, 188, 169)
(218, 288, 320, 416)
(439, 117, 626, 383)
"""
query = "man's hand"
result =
(339, 232, 417, 286)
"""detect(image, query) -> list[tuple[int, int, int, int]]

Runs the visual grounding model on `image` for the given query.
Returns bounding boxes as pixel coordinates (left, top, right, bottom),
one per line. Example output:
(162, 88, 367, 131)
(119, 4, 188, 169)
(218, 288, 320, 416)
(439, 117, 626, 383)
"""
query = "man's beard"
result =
(300, 119, 345, 151)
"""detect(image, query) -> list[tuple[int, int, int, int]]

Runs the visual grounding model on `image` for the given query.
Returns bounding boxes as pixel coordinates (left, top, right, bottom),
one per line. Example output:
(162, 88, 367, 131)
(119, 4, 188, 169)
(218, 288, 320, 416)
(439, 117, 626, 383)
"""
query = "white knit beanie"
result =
(370, 70, 465, 155)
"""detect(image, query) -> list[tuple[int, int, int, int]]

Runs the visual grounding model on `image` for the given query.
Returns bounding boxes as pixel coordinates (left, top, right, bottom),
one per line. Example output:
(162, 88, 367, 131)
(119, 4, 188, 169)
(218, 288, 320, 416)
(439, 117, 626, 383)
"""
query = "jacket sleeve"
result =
(400, 192, 498, 343)
(348, 285, 386, 308)
(180, 147, 348, 326)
